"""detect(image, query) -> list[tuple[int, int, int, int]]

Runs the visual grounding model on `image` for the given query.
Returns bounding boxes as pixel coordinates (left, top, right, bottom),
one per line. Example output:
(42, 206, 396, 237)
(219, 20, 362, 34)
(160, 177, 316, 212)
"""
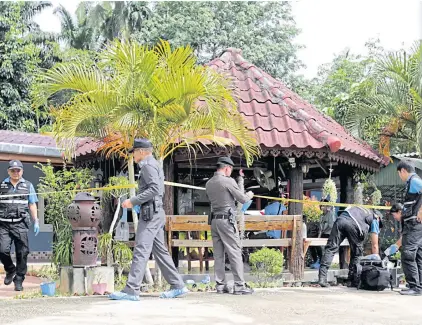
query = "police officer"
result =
(0, 160, 39, 291)
(395, 161, 422, 295)
(109, 139, 187, 301)
(206, 157, 254, 295)
(318, 205, 382, 287)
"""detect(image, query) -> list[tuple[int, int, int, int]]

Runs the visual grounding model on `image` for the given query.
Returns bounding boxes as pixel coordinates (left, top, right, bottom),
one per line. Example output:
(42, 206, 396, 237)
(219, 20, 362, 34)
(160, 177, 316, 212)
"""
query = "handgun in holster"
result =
(208, 212, 214, 225)
(228, 208, 236, 226)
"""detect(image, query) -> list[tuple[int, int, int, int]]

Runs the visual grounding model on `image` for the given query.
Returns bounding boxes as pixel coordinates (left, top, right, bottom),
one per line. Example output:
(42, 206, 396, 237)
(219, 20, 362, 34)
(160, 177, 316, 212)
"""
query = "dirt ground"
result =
(1, 286, 420, 325)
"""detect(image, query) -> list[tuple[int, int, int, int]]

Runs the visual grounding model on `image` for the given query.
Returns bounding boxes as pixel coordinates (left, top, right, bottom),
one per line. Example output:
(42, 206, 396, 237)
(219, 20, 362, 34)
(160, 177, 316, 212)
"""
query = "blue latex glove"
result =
(241, 200, 252, 213)
(34, 221, 40, 236)
(133, 205, 141, 214)
(387, 244, 399, 256)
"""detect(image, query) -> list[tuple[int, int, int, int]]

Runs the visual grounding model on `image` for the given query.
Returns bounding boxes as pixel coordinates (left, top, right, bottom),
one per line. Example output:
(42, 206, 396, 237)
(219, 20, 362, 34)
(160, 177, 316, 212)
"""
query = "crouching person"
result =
(318, 206, 382, 287)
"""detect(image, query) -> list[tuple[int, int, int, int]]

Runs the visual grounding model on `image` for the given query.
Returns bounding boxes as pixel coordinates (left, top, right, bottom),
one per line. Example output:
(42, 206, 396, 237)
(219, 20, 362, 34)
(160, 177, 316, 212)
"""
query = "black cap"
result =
(390, 203, 403, 213)
(8, 160, 23, 169)
(128, 138, 153, 153)
(217, 157, 234, 167)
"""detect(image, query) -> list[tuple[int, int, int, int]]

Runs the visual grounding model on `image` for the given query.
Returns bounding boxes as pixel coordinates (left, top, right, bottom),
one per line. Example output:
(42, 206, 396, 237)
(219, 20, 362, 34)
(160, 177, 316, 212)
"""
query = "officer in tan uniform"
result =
(206, 157, 254, 295)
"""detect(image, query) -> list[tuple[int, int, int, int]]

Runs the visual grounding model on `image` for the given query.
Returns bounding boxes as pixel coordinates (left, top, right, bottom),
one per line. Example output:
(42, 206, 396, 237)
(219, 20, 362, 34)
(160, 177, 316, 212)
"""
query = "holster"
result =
(228, 208, 235, 226)
(208, 212, 214, 225)
(141, 200, 154, 222)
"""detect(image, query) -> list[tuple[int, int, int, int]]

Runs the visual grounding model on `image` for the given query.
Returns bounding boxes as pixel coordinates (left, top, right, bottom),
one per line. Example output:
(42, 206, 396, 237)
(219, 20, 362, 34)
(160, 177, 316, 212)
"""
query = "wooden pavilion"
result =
(72, 48, 388, 278)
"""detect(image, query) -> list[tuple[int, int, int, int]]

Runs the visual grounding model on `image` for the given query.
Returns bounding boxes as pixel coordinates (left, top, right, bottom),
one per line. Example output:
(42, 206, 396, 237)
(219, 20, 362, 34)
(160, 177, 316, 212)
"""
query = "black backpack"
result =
(355, 264, 393, 291)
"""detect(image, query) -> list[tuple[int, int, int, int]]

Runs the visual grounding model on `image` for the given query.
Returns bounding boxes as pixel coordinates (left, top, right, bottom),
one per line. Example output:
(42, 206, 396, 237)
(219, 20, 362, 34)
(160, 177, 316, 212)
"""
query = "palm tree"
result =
(345, 41, 422, 157)
(53, 4, 95, 50)
(33, 39, 260, 280)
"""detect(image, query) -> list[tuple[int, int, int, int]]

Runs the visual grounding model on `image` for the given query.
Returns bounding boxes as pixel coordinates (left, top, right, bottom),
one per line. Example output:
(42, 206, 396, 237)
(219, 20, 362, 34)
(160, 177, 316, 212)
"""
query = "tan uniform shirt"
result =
(206, 171, 250, 214)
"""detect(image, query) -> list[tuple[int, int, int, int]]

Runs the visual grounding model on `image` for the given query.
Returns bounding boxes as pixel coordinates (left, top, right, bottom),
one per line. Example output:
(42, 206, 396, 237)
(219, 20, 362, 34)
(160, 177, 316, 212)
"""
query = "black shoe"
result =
(4, 271, 15, 286)
(318, 278, 330, 287)
(216, 286, 233, 294)
(347, 281, 358, 288)
(233, 285, 254, 295)
(14, 281, 23, 292)
(399, 289, 421, 296)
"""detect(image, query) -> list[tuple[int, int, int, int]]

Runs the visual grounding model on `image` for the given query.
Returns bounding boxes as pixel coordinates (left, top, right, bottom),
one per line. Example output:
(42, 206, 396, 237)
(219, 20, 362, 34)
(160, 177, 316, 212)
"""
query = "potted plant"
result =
(39, 265, 59, 297)
(92, 273, 107, 295)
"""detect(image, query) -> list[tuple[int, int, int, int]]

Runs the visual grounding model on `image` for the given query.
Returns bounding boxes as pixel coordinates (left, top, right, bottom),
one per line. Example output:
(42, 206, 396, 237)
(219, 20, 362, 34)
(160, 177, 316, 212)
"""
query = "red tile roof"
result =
(0, 130, 57, 148)
(206, 48, 387, 166)
(72, 48, 387, 168)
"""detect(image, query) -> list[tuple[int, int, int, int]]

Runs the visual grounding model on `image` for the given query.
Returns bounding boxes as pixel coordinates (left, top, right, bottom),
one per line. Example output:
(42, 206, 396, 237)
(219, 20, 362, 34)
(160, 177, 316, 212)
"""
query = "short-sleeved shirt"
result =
(265, 202, 287, 239)
(369, 219, 380, 234)
(408, 173, 422, 194)
(3, 177, 38, 204)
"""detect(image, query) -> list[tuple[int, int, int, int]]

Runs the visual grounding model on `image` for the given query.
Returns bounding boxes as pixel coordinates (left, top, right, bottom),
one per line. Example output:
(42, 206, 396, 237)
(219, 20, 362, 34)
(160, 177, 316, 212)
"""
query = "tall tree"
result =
(134, 1, 303, 81)
(345, 41, 422, 156)
(0, 1, 55, 131)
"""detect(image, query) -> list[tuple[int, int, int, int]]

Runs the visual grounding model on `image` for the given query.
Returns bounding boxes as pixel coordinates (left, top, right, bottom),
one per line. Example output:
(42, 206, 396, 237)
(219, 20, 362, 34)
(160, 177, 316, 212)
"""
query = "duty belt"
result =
(403, 216, 418, 222)
(0, 217, 24, 223)
(212, 214, 230, 220)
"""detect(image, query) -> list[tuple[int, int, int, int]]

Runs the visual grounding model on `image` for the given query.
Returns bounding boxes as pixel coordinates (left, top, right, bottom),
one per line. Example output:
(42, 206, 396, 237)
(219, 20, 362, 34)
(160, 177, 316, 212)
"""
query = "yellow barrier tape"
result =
(163, 181, 391, 211)
(0, 184, 137, 199)
(0, 179, 390, 211)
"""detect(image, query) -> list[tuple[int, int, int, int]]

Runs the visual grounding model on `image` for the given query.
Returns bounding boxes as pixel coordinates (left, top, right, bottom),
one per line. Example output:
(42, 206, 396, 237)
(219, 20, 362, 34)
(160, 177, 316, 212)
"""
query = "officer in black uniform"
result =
(396, 160, 422, 295)
(0, 160, 39, 291)
(318, 206, 382, 287)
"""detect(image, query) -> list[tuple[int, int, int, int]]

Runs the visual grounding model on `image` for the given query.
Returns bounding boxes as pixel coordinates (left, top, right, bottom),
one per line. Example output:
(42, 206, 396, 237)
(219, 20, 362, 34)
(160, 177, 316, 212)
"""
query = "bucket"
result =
(92, 283, 107, 295)
(40, 282, 56, 297)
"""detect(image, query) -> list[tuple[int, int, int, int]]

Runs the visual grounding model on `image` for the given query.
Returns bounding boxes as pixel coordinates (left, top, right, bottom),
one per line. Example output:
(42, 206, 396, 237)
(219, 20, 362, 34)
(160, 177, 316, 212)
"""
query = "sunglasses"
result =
(9, 169, 22, 173)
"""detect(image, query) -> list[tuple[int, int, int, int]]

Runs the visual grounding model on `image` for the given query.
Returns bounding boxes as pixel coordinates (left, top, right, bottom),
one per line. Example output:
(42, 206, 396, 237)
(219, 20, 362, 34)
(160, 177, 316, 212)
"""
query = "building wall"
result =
(374, 158, 422, 187)
(0, 161, 53, 252)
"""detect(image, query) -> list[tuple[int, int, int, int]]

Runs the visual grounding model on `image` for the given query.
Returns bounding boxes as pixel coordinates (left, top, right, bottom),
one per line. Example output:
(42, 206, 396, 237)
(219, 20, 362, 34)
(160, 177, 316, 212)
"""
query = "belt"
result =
(403, 216, 418, 222)
(0, 217, 24, 223)
(212, 214, 230, 220)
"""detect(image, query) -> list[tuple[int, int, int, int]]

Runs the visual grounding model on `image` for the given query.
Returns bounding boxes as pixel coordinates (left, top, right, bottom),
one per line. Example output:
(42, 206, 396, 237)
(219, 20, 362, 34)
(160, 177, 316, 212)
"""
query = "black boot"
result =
(318, 277, 330, 287)
(318, 267, 330, 287)
(13, 277, 23, 292)
(4, 271, 15, 286)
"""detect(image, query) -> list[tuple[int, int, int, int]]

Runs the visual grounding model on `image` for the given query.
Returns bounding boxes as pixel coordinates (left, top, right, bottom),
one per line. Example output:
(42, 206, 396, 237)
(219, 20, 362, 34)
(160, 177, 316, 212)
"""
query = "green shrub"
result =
(249, 247, 284, 287)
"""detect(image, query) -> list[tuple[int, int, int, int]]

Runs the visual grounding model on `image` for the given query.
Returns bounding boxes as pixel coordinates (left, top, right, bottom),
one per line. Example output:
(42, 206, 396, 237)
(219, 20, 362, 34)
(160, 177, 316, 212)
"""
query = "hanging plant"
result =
(322, 178, 337, 203)
(371, 189, 382, 205)
(303, 196, 323, 222)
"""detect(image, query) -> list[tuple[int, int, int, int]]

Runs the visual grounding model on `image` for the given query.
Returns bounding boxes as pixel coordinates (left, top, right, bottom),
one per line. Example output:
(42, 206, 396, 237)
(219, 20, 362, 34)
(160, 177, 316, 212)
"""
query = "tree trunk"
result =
(128, 155, 154, 285)
(288, 167, 304, 280)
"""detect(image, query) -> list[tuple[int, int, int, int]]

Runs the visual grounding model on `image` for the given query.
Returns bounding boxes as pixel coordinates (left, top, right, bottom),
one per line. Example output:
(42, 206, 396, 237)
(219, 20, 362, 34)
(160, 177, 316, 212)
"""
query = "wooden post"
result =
(289, 215, 304, 280)
(339, 172, 353, 268)
(288, 167, 303, 216)
(288, 167, 304, 280)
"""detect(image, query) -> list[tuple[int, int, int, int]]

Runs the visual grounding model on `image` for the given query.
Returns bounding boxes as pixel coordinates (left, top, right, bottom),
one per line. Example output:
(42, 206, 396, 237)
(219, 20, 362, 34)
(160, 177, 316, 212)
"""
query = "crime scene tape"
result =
(162, 181, 391, 211)
(0, 180, 391, 211)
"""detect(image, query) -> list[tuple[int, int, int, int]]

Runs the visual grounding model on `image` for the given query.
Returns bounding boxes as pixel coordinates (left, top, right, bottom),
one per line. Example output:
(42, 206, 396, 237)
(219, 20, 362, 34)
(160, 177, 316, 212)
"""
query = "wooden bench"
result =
(166, 214, 306, 278)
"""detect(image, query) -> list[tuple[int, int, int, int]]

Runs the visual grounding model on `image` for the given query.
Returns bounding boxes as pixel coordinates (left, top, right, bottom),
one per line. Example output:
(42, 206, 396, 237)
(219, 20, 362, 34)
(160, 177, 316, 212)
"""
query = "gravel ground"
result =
(1, 286, 420, 325)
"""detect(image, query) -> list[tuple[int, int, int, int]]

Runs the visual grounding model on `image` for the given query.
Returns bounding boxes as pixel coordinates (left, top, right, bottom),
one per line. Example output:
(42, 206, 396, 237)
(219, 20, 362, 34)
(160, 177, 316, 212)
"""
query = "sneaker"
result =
(233, 284, 254, 295)
(159, 287, 189, 299)
(108, 291, 140, 301)
(216, 285, 233, 294)
(4, 271, 15, 286)
(399, 289, 422, 296)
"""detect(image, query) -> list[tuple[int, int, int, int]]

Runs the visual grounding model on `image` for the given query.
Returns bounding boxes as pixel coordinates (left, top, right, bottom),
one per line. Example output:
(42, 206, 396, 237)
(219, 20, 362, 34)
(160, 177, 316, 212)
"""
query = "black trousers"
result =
(401, 219, 422, 290)
(319, 216, 365, 281)
(0, 221, 29, 280)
